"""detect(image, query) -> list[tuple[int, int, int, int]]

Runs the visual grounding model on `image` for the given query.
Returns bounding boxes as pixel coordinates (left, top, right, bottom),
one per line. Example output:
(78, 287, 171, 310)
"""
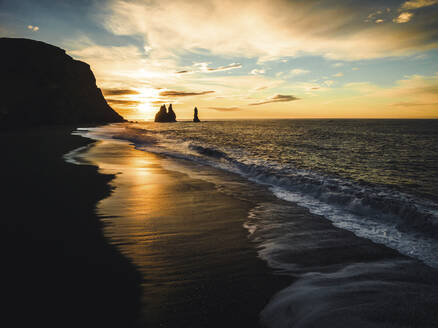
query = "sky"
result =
(1, 0, 438, 120)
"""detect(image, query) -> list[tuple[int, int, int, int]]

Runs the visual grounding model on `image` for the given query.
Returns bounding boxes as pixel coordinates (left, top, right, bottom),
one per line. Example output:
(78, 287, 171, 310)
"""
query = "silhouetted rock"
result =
(168, 104, 176, 122)
(193, 107, 200, 122)
(0, 38, 125, 127)
(154, 104, 168, 122)
(154, 104, 177, 122)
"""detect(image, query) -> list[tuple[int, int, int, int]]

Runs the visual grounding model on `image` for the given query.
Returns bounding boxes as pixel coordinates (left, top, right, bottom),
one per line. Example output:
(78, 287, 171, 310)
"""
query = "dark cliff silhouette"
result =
(154, 104, 177, 122)
(193, 107, 201, 122)
(0, 38, 125, 127)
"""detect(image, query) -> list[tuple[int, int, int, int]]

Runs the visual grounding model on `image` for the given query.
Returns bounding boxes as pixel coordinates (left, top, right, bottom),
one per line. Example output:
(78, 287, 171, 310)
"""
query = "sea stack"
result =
(168, 104, 176, 122)
(193, 107, 201, 122)
(154, 104, 177, 122)
(0, 37, 125, 126)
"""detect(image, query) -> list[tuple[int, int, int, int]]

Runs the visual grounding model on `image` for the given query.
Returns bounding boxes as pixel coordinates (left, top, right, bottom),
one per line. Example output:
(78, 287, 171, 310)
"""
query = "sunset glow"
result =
(2, 0, 438, 120)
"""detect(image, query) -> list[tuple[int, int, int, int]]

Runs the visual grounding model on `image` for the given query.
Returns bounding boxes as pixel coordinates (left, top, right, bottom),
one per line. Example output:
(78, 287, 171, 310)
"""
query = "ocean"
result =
(76, 119, 438, 267)
(70, 119, 438, 327)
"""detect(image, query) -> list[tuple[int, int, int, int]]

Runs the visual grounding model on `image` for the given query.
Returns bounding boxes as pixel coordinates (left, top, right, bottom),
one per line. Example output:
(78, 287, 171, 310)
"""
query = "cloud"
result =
(324, 80, 335, 87)
(208, 106, 241, 111)
(392, 101, 438, 107)
(176, 70, 192, 74)
(206, 63, 242, 72)
(251, 69, 266, 75)
(106, 99, 140, 106)
(346, 73, 438, 110)
(102, 88, 140, 96)
(393, 12, 414, 23)
(401, 0, 438, 9)
(291, 69, 310, 76)
(189, 62, 242, 73)
(101, 0, 438, 61)
(67, 38, 180, 87)
(352, 67, 360, 71)
(159, 90, 215, 97)
(27, 25, 39, 31)
(332, 63, 344, 67)
(375, 19, 384, 24)
(333, 72, 344, 77)
(249, 94, 300, 106)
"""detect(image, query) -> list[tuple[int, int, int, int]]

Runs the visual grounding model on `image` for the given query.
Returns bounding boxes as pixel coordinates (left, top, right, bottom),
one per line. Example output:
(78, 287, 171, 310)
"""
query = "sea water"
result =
(72, 119, 438, 327)
(76, 119, 438, 267)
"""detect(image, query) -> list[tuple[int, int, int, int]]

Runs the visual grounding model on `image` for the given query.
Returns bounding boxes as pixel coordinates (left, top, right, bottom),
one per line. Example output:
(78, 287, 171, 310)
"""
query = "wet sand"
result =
(1, 127, 141, 328)
(75, 139, 290, 327)
(5, 127, 437, 328)
(75, 137, 438, 328)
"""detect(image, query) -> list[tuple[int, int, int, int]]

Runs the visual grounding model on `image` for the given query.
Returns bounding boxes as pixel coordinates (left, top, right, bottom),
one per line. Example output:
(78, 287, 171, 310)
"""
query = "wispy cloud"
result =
(401, 0, 438, 9)
(106, 99, 140, 106)
(27, 25, 39, 31)
(208, 106, 241, 111)
(175, 70, 192, 74)
(102, 88, 140, 96)
(159, 90, 215, 97)
(178, 62, 242, 74)
(102, 0, 438, 60)
(251, 69, 266, 75)
(206, 63, 242, 72)
(333, 72, 344, 77)
(393, 101, 438, 107)
(291, 69, 310, 76)
(249, 94, 300, 106)
(393, 12, 414, 23)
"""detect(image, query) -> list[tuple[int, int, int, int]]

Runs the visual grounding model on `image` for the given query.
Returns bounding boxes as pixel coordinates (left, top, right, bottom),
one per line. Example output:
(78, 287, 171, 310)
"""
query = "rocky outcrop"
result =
(193, 107, 200, 122)
(168, 104, 176, 122)
(154, 104, 177, 122)
(0, 38, 125, 127)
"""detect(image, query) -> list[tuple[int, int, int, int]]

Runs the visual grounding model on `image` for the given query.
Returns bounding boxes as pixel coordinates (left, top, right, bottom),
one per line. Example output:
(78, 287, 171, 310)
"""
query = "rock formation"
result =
(193, 107, 200, 122)
(168, 104, 176, 122)
(154, 104, 177, 122)
(154, 104, 168, 122)
(0, 38, 125, 127)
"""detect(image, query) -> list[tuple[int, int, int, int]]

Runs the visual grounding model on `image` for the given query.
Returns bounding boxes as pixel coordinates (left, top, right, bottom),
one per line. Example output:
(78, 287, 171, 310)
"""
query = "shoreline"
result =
(73, 132, 438, 327)
(1, 126, 142, 327)
(74, 139, 292, 327)
(4, 124, 438, 327)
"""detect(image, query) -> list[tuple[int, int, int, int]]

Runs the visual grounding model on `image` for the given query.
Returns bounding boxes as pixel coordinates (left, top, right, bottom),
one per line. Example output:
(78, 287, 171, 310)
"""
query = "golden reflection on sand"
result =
(78, 138, 279, 327)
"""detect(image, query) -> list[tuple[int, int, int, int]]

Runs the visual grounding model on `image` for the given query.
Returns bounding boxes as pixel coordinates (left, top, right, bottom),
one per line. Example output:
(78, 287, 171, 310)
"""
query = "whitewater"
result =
(74, 119, 438, 268)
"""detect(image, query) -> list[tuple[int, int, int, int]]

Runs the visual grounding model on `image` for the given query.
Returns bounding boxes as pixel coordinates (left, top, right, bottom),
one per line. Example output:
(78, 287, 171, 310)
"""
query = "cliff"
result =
(154, 104, 177, 122)
(0, 38, 125, 127)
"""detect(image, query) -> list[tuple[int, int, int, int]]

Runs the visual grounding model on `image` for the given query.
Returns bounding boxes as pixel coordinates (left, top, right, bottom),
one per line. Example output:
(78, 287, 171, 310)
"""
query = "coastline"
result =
(4, 124, 438, 327)
(72, 130, 438, 328)
(1, 126, 141, 327)
(73, 139, 292, 327)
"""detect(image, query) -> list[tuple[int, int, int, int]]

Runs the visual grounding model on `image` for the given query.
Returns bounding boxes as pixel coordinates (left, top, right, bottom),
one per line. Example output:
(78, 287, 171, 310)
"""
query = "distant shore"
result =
(1, 126, 141, 327)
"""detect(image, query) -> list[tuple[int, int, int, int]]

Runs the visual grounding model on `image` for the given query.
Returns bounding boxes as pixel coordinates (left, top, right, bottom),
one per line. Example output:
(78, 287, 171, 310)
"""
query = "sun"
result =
(130, 88, 162, 119)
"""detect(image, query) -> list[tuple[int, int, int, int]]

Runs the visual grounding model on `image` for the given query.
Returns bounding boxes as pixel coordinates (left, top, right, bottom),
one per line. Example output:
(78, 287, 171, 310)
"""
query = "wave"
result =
(74, 124, 438, 268)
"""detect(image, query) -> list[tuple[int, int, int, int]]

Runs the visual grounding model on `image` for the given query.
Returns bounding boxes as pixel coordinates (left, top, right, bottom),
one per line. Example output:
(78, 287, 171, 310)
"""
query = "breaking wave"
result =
(74, 123, 438, 267)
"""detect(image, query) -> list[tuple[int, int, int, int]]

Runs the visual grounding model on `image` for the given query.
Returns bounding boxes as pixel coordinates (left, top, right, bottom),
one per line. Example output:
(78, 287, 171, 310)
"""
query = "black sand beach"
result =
(72, 140, 291, 327)
(1, 127, 141, 328)
(3, 125, 438, 327)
